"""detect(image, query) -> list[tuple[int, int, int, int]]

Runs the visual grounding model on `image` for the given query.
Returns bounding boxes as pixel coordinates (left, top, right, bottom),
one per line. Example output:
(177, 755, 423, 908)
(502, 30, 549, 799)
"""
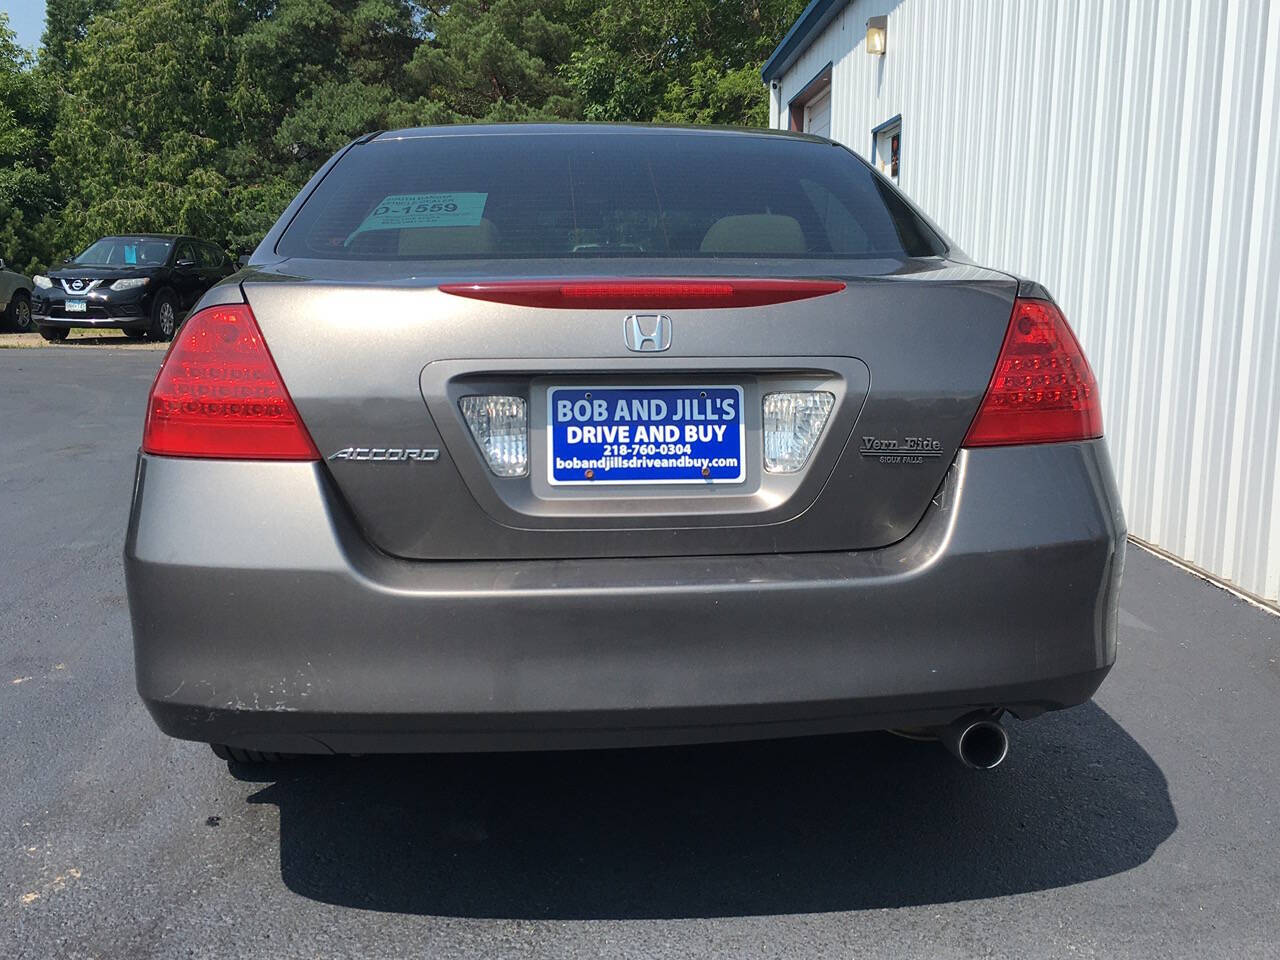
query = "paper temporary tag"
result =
(347, 193, 488, 240)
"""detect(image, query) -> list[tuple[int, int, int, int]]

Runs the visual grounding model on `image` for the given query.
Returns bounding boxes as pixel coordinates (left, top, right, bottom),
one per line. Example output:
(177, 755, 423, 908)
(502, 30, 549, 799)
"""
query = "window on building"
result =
(872, 116, 902, 185)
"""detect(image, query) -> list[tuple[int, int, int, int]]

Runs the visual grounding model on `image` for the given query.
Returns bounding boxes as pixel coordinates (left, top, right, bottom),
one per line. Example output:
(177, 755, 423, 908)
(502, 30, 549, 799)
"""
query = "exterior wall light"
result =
(867, 15, 887, 55)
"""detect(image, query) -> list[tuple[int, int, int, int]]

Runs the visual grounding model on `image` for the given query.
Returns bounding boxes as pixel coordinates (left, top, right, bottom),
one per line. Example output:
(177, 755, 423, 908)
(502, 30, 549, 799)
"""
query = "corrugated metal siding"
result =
(776, 0, 1280, 604)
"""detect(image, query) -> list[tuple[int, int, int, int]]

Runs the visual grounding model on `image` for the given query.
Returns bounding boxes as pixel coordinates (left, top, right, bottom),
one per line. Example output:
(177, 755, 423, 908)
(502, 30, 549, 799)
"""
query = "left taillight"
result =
(142, 303, 319, 460)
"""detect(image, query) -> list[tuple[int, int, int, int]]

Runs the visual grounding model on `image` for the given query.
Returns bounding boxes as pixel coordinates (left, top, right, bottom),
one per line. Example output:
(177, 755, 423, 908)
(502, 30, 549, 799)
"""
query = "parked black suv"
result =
(32, 235, 233, 341)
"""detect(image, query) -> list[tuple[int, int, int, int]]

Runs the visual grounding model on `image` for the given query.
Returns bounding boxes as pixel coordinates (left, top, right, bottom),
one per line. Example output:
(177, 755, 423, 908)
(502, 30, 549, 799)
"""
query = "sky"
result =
(3, 0, 46, 51)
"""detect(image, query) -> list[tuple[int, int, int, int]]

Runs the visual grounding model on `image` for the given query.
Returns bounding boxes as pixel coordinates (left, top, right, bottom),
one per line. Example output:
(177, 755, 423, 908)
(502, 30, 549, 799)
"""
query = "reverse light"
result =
(460, 396, 528, 477)
(110, 277, 148, 291)
(142, 303, 319, 460)
(963, 297, 1103, 447)
(763, 391, 834, 473)
(439, 278, 845, 309)
(33, 275, 52, 289)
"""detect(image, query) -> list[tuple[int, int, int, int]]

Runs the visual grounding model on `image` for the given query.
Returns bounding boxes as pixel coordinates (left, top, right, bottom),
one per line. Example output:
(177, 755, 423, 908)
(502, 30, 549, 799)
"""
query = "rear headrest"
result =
(397, 219, 499, 256)
(699, 214, 806, 255)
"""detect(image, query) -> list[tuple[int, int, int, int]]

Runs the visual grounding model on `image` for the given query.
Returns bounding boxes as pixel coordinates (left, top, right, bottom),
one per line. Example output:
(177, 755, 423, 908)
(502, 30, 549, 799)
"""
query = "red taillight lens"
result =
(963, 297, 1103, 447)
(438, 278, 845, 309)
(142, 303, 319, 460)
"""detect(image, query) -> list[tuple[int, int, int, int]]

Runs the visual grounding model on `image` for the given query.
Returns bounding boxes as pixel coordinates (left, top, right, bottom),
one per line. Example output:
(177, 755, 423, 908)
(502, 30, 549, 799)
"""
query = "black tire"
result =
(38, 324, 69, 342)
(6, 291, 33, 331)
(210, 743, 293, 764)
(122, 327, 147, 340)
(148, 290, 178, 341)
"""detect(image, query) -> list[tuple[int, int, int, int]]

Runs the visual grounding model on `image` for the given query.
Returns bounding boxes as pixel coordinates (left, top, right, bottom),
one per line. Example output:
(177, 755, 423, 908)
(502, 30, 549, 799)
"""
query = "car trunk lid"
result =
(242, 257, 1017, 560)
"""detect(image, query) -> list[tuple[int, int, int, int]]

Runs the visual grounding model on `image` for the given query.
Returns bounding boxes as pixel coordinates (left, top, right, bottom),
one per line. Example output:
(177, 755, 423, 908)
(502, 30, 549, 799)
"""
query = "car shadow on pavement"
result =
(236, 701, 1174, 919)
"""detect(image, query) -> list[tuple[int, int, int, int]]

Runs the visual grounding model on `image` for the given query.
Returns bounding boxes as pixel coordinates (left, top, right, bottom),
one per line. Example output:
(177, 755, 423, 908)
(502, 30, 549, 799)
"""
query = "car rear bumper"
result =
(125, 441, 1125, 753)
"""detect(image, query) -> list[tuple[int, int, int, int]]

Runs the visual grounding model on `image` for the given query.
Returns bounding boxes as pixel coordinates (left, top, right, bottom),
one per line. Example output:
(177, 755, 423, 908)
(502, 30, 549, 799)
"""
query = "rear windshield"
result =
(277, 130, 945, 261)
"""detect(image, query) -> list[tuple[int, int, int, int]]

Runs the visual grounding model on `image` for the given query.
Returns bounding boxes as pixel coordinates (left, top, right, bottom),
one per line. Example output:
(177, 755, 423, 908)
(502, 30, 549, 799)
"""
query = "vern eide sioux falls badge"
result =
(860, 435, 944, 465)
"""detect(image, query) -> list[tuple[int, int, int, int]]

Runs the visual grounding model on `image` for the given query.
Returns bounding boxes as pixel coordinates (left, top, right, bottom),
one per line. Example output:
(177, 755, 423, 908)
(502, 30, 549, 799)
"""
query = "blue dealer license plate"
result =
(549, 385, 745, 485)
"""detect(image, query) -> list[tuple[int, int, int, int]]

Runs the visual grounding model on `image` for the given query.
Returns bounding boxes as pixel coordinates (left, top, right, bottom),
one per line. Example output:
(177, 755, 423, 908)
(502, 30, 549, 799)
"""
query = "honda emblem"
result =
(623, 314, 672, 352)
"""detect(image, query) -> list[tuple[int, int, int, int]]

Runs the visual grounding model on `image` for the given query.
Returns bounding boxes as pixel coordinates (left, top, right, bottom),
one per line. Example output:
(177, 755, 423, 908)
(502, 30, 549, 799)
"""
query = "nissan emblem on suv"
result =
(623, 314, 672, 352)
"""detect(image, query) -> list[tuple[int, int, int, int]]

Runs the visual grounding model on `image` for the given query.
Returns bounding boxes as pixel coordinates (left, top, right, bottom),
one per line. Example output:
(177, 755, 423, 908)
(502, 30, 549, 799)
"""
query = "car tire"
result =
(122, 327, 147, 340)
(210, 744, 294, 764)
(148, 290, 178, 341)
(38, 325, 70, 342)
(6, 291, 33, 331)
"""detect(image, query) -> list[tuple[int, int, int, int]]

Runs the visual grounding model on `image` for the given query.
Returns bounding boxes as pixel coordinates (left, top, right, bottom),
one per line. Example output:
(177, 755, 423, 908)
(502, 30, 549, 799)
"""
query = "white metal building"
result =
(764, 0, 1280, 607)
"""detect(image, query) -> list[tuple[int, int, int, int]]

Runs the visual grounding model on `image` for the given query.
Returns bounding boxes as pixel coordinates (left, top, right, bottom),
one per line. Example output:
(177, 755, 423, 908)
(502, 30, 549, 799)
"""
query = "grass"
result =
(0, 328, 166, 349)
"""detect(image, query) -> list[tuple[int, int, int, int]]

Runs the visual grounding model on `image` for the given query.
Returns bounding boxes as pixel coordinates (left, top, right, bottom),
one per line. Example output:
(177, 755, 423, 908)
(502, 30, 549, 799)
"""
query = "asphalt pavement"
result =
(2, 347, 1278, 959)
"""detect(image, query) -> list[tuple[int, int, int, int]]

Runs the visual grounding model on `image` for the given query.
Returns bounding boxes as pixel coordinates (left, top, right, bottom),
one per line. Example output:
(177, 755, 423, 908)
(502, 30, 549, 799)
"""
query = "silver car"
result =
(1, 256, 34, 332)
(125, 125, 1124, 769)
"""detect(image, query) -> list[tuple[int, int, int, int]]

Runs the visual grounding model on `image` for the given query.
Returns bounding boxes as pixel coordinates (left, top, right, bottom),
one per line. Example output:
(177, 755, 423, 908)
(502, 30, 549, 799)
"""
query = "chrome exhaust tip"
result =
(938, 712, 1009, 770)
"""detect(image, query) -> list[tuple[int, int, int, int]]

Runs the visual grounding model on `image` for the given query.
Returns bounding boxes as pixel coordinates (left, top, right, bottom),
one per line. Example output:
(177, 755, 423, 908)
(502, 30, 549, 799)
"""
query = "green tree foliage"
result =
(228, 0, 427, 245)
(0, 14, 58, 273)
(50, 0, 243, 250)
(40, 0, 118, 73)
(406, 0, 578, 121)
(566, 0, 806, 125)
(52, 0, 430, 255)
(14, 0, 804, 268)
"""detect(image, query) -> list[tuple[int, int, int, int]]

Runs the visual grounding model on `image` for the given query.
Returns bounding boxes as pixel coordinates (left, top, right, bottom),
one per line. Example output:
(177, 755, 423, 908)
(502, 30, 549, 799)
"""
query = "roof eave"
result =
(761, 0, 847, 84)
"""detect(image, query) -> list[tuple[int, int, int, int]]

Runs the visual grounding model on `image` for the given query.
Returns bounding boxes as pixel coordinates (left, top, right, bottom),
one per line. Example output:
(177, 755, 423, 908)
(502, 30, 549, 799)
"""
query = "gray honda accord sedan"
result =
(125, 124, 1124, 769)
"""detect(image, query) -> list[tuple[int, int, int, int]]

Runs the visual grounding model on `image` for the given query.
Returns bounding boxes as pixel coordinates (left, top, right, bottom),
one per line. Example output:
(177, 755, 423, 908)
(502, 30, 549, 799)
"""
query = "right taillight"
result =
(963, 297, 1103, 447)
